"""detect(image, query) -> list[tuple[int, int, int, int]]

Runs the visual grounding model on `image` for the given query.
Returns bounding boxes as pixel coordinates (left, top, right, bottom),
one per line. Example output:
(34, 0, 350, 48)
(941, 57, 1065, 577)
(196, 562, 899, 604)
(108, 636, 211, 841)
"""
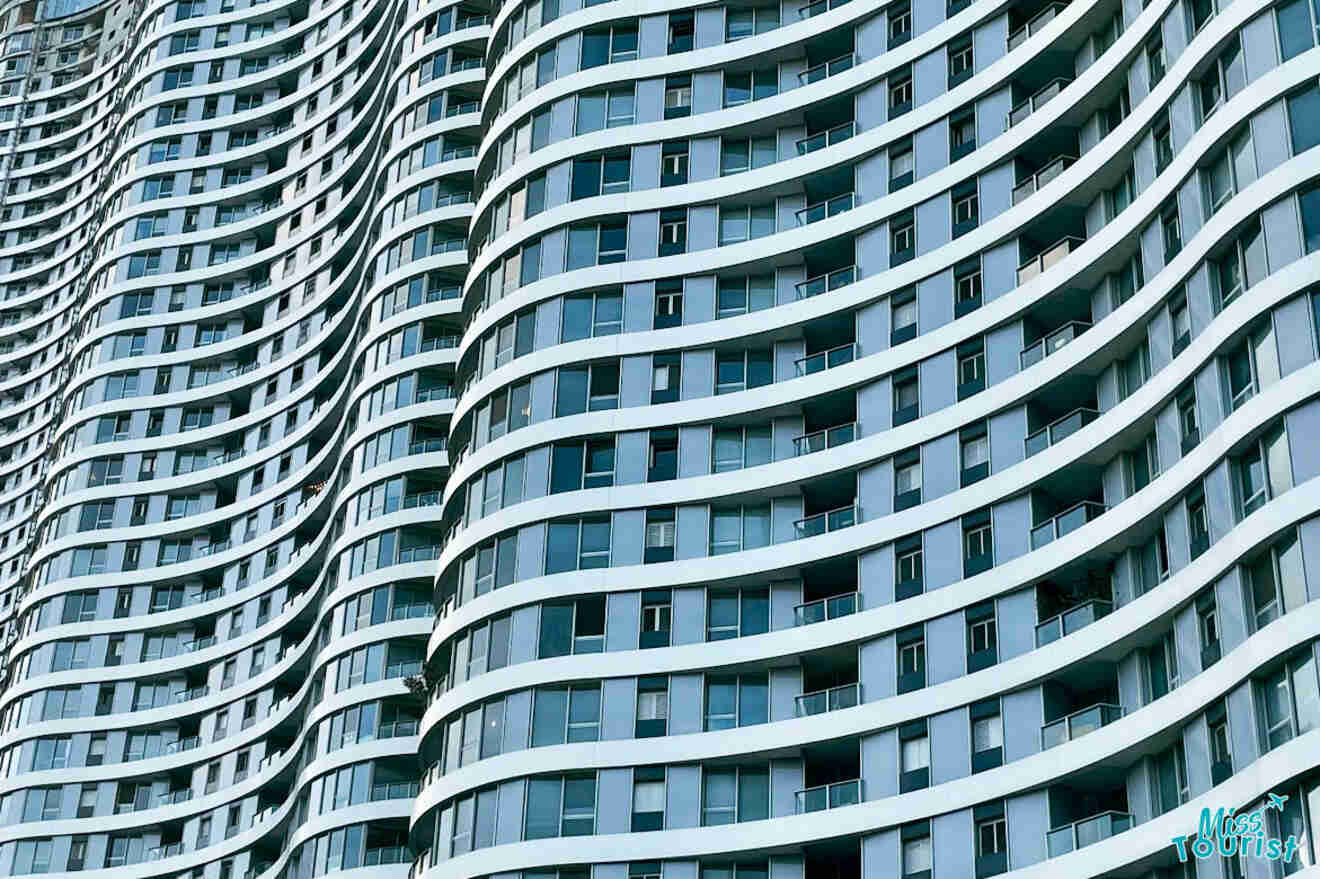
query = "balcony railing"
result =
(1042, 703, 1123, 749)
(795, 682, 860, 716)
(370, 781, 421, 801)
(795, 502, 858, 538)
(796, 342, 856, 376)
(1020, 320, 1090, 368)
(408, 438, 447, 454)
(1035, 599, 1112, 646)
(795, 265, 856, 299)
(796, 120, 855, 155)
(1017, 235, 1082, 283)
(1007, 2, 1068, 50)
(797, 192, 854, 226)
(794, 591, 859, 626)
(1011, 155, 1076, 204)
(1046, 811, 1133, 856)
(793, 422, 856, 455)
(1025, 407, 1099, 457)
(799, 52, 856, 85)
(1030, 501, 1106, 549)
(1008, 78, 1071, 127)
(795, 779, 862, 812)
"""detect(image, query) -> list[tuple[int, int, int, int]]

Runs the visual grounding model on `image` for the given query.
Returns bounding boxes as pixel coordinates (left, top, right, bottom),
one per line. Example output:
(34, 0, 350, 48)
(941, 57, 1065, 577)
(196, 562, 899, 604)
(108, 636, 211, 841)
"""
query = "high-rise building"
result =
(0, 0, 1319, 873)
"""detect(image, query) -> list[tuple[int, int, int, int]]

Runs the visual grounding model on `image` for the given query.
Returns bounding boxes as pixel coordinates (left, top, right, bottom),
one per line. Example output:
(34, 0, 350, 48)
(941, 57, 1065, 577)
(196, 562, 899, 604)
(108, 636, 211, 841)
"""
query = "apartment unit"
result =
(0, 0, 1319, 873)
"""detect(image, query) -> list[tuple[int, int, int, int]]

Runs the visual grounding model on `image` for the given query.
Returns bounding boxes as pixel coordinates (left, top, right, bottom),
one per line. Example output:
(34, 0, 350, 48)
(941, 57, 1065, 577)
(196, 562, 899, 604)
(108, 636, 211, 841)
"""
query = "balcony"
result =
(1042, 703, 1123, 749)
(1035, 599, 1111, 646)
(796, 342, 856, 376)
(795, 779, 862, 812)
(1046, 811, 1132, 856)
(1012, 155, 1076, 204)
(1008, 78, 1070, 128)
(1007, 2, 1068, 50)
(796, 120, 855, 155)
(1024, 407, 1098, 457)
(795, 265, 856, 299)
(795, 682, 860, 716)
(1020, 320, 1090, 368)
(799, 53, 856, 85)
(796, 192, 854, 226)
(795, 502, 858, 538)
(793, 422, 856, 455)
(1017, 235, 1081, 283)
(1029, 501, 1105, 549)
(794, 591, 859, 625)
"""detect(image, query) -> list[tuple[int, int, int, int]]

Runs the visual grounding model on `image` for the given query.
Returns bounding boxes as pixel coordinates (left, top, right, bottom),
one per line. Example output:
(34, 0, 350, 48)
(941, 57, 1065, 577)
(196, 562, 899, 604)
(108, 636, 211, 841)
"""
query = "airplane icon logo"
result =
(1267, 794, 1289, 811)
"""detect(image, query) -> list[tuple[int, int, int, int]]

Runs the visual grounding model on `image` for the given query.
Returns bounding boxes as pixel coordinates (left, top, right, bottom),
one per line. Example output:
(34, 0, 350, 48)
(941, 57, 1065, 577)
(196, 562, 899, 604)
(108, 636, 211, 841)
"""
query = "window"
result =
(525, 774, 597, 838)
(948, 35, 973, 86)
(561, 289, 623, 340)
(895, 534, 923, 600)
(715, 349, 772, 394)
(1259, 651, 1320, 750)
(1186, 490, 1210, 560)
(1160, 202, 1181, 260)
(659, 208, 687, 255)
(963, 510, 993, 575)
(1168, 290, 1191, 356)
(636, 675, 669, 735)
(581, 23, 638, 68)
(707, 588, 769, 640)
(571, 153, 630, 200)
(704, 673, 769, 730)
(644, 509, 675, 561)
(664, 75, 691, 118)
(709, 504, 771, 554)
(1278, 0, 1319, 60)
(952, 182, 978, 237)
(1248, 529, 1308, 632)
(1147, 38, 1166, 84)
(652, 352, 681, 403)
(721, 136, 777, 175)
(1145, 630, 1179, 701)
(974, 803, 1008, 878)
(576, 87, 635, 133)
(661, 140, 688, 186)
(960, 424, 990, 488)
(892, 367, 919, 426)
(717, 274, 775, 317)
(1127, 432, 1160, 494)
(712, 424, 772, 472)
(550, 437, 616, 492)
(1207, 700, 1233, 782)
(1303, 181, 1320, 255)
(957, 342, 986, 402)
(723, 69, 776, 107)
(891, 287, 917, 344)
(889, 139, 914, 191)
(718, 203, 775, 245)
(1196, 590, 1221, 667)
(1153, 113, 1173, 174)
(889, 67, 913, 115)
(531, 684, 601, 744)
(545, 518, 611, 573)
(640, 594, 672, 649)
(1177, 384, 1200, 451)
(1199, 37, 1244, 120)
(567, 219, 627, 268)
(894, 448, 921, 510)
(890, 211, 915, 265)
(897, 626, 925, 693)
(668, 10, 693, 52)
(1234, 423, 1292, 518)
(899, 720, 929, 792)
(555, 362, 619, 414)
(1202, 128, 1256, 217)
(632, 767, 665, 831)
(950, 107, 977, 159)
(966, 601, 997, 671)
(702, 765, 769, 825)
(971, 699, 1004, 771)
(1224, 321, 1279, 411)
(954, 258, 982, 316)
(889, 2, 912, 45)
(726, 5, 778, 39)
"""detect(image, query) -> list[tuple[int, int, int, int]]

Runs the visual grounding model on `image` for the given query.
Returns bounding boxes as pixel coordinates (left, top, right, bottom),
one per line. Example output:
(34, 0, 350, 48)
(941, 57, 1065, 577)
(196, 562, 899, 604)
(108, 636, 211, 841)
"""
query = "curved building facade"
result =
(0, 0, 1319, 875)
(416, 0, 1320, 878)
